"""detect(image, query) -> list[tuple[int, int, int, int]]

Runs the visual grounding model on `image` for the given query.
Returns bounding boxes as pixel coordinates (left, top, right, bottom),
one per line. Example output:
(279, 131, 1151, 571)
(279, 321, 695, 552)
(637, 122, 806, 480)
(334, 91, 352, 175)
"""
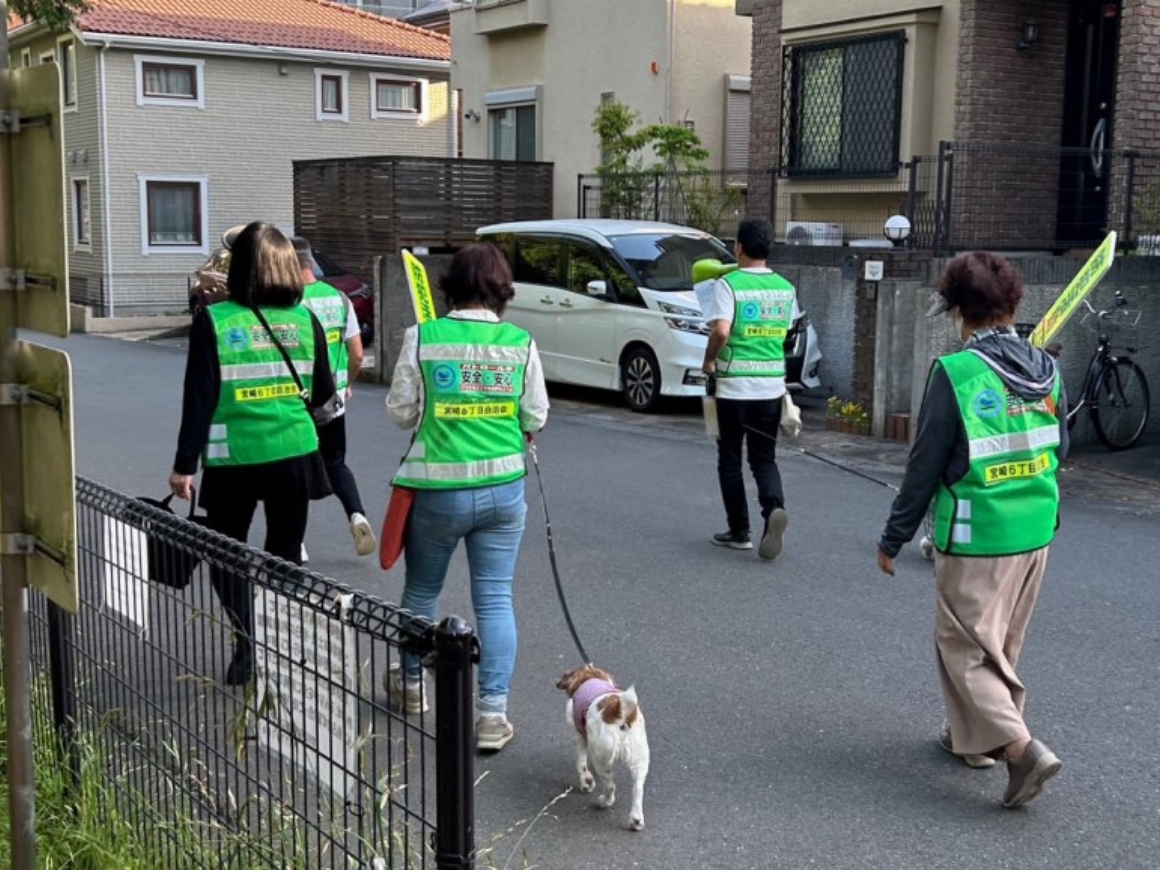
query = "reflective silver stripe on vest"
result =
(951, 523, 971, 544)
(956, 501, 971, 520)
(732, 289, 795, 302)
(220, 360, 311, 382)
(419, 343, 529, 364)
(209, 424, 228, 442)
(398, 452, 525, 482)
(206, 443, 230, 460)
(968, 424, 1060, 461)
(718, 358, 786, 374)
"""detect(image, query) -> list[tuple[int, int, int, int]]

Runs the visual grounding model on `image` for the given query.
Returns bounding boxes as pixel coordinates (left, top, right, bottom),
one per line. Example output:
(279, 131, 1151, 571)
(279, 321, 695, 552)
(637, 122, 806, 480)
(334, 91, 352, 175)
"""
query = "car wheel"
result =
(622, 347, 661, 413)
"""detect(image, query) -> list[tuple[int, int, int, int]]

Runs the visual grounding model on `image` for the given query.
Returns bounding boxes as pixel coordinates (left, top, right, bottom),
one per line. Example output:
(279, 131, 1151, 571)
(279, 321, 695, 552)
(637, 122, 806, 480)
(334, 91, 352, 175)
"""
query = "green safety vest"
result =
(204, 301, 319, 466)
(393, 317, 531, 490)
(302, 280, 351, 391)
(717, 270, 796, 380)
(932, 350, 1062, 556)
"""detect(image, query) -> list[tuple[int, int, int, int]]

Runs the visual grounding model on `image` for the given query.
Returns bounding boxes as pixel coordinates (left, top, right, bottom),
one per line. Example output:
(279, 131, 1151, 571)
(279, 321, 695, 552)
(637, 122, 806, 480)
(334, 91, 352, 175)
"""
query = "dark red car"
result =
(189, 248, 375, 345)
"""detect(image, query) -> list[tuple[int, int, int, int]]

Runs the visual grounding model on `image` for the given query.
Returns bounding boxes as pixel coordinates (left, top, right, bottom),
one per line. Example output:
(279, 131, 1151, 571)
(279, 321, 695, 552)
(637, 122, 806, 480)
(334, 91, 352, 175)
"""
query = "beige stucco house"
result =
(451, 0, 752, 219)
(6, 0, 451, 315)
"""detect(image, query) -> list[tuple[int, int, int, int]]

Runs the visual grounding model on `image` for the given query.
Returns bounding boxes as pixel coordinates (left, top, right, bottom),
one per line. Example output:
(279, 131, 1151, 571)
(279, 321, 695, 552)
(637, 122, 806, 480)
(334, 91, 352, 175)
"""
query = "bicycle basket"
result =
(1082, 307, 1142, 351)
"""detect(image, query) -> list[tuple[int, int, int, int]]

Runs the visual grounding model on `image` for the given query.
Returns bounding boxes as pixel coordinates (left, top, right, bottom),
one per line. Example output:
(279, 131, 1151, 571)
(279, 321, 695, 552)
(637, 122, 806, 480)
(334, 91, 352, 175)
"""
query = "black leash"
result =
(527, 441, 593, 665)
(741, 423, 901, 493)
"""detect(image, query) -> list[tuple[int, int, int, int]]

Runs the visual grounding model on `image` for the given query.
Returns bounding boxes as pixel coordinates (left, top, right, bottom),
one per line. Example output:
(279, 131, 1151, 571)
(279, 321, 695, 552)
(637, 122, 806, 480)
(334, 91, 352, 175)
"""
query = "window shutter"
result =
(724, 76, 751, 174)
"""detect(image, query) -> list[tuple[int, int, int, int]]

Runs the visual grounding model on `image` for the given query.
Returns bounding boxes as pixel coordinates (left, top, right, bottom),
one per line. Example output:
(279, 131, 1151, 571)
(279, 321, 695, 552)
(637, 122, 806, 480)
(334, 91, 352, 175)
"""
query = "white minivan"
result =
(476, 220, 737, 411)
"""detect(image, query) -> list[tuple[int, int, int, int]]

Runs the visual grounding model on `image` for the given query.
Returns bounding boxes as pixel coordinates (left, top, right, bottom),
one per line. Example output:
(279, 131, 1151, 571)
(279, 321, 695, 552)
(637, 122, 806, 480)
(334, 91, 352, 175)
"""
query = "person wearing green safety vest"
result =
(701, 217, 799, 561)
(877, 252, 1069, 809)
(385, 243, 549, 753)
(293, 236, 377, 559)
(168, 222, 336, 687)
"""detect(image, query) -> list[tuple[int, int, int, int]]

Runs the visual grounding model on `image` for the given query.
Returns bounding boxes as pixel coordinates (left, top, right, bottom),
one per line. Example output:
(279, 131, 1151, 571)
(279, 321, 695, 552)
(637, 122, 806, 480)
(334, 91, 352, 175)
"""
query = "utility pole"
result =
(0, 2, 41, 865)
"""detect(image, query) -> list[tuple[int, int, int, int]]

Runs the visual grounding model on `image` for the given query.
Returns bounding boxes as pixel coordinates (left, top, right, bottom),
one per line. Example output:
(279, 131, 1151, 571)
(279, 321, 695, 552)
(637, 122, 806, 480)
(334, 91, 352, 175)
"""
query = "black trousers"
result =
(201, 464, 311, 646)
(317, 414, 366, 519)
(715, 397, 785, 535)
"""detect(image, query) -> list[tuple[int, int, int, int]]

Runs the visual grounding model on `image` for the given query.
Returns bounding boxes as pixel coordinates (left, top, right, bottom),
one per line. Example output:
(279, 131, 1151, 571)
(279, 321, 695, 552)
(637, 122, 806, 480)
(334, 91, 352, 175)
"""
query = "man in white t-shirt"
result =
(701, 217, 799, 560)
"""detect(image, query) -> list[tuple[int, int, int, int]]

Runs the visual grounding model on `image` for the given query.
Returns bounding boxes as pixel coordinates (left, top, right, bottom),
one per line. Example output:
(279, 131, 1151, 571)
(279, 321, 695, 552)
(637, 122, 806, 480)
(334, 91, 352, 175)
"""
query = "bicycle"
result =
(1058, 289, 1150, 451)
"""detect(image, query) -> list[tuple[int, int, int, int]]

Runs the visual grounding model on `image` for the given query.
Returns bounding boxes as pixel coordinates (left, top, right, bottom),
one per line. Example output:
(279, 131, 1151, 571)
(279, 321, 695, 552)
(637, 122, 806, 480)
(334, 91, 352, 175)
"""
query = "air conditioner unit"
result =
(784, 221, 843, 247)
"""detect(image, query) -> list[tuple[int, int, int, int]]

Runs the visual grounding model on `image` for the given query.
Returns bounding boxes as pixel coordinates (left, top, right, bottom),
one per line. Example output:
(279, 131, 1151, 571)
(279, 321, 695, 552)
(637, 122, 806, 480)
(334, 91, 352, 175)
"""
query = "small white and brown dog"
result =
(556, 664, 650, 831)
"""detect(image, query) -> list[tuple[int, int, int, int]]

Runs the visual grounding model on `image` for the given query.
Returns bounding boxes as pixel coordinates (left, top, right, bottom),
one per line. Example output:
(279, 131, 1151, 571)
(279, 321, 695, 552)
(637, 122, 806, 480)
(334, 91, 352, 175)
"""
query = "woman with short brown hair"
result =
(877, 251, 1068, 808)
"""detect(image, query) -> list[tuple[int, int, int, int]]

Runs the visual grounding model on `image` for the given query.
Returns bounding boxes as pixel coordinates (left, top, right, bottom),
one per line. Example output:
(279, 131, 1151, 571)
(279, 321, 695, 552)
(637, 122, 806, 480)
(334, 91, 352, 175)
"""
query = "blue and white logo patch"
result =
(433, 364, 457, 391)
(973, 389, 1003, 419)
(741, 302, 760, 321)
(226, 327, 248, 352)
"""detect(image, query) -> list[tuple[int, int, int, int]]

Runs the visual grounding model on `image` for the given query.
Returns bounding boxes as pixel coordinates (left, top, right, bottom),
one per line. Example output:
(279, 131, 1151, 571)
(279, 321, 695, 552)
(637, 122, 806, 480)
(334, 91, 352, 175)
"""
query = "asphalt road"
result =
(37, 332, 1160, 870)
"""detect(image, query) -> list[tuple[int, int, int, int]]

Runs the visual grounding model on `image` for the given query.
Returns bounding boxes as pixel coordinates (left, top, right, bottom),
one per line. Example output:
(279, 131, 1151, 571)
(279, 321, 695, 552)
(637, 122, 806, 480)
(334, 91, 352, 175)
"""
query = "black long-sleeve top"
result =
(173, 307, 336, 475)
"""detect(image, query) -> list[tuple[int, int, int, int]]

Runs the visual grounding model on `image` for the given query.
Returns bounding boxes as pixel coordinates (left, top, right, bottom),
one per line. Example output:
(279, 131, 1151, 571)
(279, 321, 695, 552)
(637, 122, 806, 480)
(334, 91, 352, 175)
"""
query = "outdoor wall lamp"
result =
(463, 109, 481, 122)
(883, 214, 912, 248)
(1016, 19, 1040, 52)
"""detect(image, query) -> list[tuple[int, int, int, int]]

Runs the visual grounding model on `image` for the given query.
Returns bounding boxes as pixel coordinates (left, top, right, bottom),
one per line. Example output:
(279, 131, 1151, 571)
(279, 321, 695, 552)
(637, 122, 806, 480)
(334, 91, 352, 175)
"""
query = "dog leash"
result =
(741, 423, 901, 493)
(527, 441, 594, 665)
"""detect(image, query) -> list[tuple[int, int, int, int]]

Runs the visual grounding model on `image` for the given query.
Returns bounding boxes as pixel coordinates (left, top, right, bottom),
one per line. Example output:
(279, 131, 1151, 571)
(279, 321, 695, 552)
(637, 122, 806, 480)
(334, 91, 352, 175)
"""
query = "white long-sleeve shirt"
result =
(386, 309, 550, 432)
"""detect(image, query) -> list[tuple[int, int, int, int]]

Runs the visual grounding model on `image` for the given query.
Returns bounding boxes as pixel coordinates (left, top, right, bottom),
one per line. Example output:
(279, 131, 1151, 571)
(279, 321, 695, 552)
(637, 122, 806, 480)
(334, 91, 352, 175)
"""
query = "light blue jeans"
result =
(400, 479, 527, 716)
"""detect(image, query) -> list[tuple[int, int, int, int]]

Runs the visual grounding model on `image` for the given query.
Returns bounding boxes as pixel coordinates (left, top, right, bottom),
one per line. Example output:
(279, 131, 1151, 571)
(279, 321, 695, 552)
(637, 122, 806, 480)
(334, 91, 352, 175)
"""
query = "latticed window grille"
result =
(781, 32, 905, 177)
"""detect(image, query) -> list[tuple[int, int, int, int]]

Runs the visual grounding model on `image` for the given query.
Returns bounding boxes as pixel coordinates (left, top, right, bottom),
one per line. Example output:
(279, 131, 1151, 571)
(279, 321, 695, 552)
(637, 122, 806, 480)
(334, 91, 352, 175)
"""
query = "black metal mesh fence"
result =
(577, 169, 750, 238)
(26, 477, 474, 869)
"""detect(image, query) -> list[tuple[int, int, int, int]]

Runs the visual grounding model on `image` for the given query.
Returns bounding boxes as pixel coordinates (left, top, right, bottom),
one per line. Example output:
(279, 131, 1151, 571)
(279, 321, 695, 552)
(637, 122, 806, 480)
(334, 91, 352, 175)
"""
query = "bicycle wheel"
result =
(1091, 359, 1150, 450)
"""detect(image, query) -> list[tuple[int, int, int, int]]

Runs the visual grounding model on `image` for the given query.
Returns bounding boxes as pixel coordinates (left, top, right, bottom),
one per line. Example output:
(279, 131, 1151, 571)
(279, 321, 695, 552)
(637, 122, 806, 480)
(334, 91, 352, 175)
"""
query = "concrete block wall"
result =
(374, 253, 454, 384)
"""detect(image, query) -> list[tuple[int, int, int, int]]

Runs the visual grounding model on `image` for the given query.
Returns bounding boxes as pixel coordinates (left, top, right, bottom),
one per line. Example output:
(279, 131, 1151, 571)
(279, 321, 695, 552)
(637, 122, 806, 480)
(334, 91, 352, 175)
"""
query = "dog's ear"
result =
(556, 668, 581, 692)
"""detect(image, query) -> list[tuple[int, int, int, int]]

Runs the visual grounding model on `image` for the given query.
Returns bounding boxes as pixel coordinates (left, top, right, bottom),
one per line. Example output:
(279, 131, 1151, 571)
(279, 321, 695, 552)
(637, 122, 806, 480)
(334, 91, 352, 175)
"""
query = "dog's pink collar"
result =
(572, 678, 619, 739)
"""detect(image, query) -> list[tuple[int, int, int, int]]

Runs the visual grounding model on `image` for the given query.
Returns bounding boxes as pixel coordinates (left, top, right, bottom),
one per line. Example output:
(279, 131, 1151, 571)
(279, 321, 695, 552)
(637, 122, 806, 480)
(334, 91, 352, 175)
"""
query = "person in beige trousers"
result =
(877, 252, 1068, 809)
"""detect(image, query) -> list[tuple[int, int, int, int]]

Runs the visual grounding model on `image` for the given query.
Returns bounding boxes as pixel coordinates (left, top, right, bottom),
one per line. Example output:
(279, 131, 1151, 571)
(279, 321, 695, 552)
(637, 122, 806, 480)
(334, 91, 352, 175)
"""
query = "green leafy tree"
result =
(8, 0, 88, 31)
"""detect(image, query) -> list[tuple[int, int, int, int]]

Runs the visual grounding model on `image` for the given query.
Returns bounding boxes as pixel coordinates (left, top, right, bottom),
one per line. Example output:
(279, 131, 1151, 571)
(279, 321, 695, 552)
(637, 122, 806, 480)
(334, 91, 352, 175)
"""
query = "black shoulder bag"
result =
(249, 305, 343, 427)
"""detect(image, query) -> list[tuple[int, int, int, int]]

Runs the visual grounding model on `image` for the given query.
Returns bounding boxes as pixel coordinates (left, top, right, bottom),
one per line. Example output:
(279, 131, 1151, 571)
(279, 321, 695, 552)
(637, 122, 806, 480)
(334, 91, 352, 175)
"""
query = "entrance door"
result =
(1057, 0, 1121, 247)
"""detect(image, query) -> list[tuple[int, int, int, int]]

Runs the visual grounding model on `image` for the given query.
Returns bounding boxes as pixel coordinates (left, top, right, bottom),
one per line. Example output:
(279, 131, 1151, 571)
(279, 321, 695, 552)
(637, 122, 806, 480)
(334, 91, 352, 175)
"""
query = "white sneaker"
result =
(300, 542, 309, 563)
(350, 512, 377, 557)
(920, 535, 935, 561)
(475, 714, 514, 752)
(383, 667, 428, 715)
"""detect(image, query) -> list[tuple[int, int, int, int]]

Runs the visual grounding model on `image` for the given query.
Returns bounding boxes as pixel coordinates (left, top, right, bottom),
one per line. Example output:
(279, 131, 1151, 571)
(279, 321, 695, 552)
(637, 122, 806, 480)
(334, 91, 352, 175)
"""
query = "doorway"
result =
(1057, 0, 1121, 247)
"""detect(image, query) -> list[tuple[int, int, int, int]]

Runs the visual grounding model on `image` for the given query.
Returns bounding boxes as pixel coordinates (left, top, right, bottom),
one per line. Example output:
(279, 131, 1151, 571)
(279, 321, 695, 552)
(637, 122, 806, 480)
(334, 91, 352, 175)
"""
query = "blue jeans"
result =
(400, 479, 527, 716)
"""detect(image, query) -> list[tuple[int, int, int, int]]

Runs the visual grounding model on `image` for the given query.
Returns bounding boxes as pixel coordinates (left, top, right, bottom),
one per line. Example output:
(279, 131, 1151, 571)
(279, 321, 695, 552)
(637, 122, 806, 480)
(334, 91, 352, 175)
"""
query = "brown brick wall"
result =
(1116, 0, 1160, 152)
(746, 0, 782, 220)
(952, 1, 1070, 248)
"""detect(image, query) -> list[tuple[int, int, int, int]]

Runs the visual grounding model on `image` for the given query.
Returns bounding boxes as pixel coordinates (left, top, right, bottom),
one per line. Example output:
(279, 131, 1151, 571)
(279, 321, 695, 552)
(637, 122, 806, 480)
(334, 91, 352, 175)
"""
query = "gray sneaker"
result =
(476, 714, 514, 752)
(383, 667, 428, 715)
(939, 721, 996, 769)
(758, 508, 788, 561)
(350, 512, 377, 557)
(1003, 739, 1061, 808)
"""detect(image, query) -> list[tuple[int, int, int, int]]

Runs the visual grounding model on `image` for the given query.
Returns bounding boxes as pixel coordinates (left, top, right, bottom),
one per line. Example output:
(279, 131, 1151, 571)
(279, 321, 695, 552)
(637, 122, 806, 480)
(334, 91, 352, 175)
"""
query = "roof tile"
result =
(73, 0, 449, 61)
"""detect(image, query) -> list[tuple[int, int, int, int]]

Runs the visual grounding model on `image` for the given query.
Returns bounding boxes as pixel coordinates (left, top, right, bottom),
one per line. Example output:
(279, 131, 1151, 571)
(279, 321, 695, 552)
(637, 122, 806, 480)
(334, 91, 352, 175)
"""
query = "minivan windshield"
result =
(608, 232, 735, 292)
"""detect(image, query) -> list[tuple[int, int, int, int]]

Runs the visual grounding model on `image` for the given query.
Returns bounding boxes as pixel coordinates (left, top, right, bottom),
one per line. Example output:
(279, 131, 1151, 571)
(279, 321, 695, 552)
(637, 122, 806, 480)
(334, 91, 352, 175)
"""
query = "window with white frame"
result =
(58, 38, 77, 109)
(20, 49, 31, 68)
(487, 87, 539, 162)
(39, 51, 54, 65)
(134, 55, 205, 108)
(139, 176, 207, 254)
(71, 176, 91, 249)
(370, 75, 424, 119)
(316, 70, 349, 122)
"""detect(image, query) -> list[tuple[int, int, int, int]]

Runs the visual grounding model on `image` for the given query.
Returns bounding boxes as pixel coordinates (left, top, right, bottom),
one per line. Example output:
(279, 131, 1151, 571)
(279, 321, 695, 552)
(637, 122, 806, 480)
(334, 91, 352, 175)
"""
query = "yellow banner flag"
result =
(1028, 231, 1116, 347)
(402, 249, 437, 325)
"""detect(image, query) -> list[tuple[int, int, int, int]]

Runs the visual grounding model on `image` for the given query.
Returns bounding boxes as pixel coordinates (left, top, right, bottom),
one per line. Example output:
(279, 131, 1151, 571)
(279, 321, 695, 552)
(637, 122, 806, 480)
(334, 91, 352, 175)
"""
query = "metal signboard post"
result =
(1, 31, 74, 867)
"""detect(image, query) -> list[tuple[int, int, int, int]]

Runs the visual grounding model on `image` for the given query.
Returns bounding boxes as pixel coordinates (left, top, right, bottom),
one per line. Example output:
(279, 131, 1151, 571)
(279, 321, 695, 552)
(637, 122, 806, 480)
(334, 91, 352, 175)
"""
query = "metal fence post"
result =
(47, 602, 80, 790)
(1124, 150, 1138, 251)
(433, 615, 477, 870)
(934, 142, 949, 256)
(943, 143, 956, 255)
(905, 157, 920, 233)
(653, 175, 661, 222)
(768, 167, 777, 227)
(576, 174, 583, 219)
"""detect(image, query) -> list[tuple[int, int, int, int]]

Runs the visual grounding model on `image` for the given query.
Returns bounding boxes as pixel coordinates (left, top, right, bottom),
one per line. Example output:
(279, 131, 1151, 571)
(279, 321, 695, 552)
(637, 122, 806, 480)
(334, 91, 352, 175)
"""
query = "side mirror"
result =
(586, 279, 608, 297)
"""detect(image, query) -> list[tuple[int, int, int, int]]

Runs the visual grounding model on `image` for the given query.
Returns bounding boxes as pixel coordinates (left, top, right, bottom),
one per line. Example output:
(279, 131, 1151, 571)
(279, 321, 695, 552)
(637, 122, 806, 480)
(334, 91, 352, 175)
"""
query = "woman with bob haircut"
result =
(169, 221, 335, 686)
(877, 251, 1069, 808)
(385, 243, 549, 752)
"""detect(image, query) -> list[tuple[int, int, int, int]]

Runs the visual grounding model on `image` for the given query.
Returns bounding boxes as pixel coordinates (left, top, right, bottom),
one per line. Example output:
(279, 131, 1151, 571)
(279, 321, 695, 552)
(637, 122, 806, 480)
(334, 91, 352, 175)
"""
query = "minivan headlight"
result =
(658, 302, 708, 334)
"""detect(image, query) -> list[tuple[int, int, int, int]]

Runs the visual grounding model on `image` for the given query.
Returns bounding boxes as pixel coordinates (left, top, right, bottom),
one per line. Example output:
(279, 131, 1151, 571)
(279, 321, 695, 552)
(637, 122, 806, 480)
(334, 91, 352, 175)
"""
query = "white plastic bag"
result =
(780, 392, 802, 438)
(703, 396, 719, 438)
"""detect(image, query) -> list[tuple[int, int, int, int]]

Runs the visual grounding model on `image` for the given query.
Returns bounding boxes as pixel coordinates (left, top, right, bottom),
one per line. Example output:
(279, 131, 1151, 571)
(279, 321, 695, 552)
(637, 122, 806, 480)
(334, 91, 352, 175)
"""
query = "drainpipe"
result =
(97, 40, 114, 316)
(667, 0, 676, 124)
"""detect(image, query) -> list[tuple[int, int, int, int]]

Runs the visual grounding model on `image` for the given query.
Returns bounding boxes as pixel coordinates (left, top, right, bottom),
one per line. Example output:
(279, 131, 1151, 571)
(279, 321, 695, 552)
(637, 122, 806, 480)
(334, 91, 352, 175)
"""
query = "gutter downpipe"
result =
(97, 39, 114, 316)
(667, 0, 676, 124)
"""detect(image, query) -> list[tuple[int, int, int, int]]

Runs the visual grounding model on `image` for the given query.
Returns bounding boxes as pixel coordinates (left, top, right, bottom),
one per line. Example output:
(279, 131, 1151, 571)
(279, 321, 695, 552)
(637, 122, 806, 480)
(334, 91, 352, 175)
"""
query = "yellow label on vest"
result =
(434, 401, 516, 419)
(235, 383, 300, 402)
(983, 452, 1051, 486)
(743, 325, 788, 338)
